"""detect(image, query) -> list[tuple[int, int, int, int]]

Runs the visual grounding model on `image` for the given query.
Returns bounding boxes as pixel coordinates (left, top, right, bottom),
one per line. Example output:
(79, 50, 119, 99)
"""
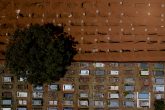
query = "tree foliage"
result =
(6, 23, 77, 84)
(154, 99, 165, 110)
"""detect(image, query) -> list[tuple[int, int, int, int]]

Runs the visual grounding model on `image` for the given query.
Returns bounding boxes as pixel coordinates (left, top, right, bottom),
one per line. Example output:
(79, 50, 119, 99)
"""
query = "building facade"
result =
(0, 62, 165, 110)
(0, 0, 165, 110)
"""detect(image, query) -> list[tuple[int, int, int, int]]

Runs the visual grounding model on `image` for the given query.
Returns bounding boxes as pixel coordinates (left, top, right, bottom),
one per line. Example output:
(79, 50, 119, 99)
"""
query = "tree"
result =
(154, 99, 165, 110)
(6, 23, 77, 84)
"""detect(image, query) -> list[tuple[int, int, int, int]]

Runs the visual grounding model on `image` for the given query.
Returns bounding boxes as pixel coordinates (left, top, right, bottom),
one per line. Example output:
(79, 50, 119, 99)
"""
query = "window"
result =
(154, 63, 164, 69)
(94, 93, 104, 98)
(63, 84, 74, 91)
(48, 84, 59, 91)
(63, 100, 73, 106)
(17, 92, 28, 97)
(109, 100, 119, 108)
(64, 93, 73, 99)
(153, 85, 164, 92)
(80, 70, 89, 75)
(138, 93, 149, 99)
(124, 101, 135, 107)
(155, 94, 164, 100)
(32, 99, 43, 106)
(80, 62, 89, 68)
(93, 63, 105, 67)
(48, 92, 57, 98)
(110, 86, 119, 90)
(125, 93, 134, 99)
(109, 93, 119, 99)
(17, 108, 27, 110)
(140, 71, 149, 75)
(47, 107, 58, 110)
(63, 107, 73, 110)
(3, 76, 12, 82)
(122, 63, 135, 67)
(154, 71, 164, 76)
(17, 84, 28, 90)
(80, 93, 88, 98)
(32, 108, 42, 110)
(110, 63, 118, 67)
(1, 108, 11, 110)
(79, 100, 89, 106)
(95, 70, 105, 75)
(33, 92, 43, 98)
(2, 92, 12, 98)
(139, 100, 149, 107)
(2, 99, 12, 105)
(18, 99, 27, 105)
(109, 77, 119, 83)
(48, 100, 57, 105)
(94, 100, 104, 107)
(94, 85, 104, 90)
(125, 86, 135, 91)
(140, 63, 148, 70)
(110, 70, 119, 75)
(155, 78, 164, 84)
(124, 78, 135, 84)
(2, 84, 13, 89)
(33, 85, 43, 91)
(18, 77, 26, 82)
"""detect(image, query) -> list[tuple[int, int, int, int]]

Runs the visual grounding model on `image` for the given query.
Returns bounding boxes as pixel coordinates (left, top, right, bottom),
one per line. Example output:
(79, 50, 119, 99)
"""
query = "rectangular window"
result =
(32, 99, 43, 106)
(17, 92, 28, 97)
(33, 92, 43, 98)
(48, 84, 58, 91)
(63, 84, 74, 91)
(3, 77, 12, 82)
(80, 70, 89, 75)
(48, 100, 57, 105)
(18, 99, 27, 105)
(110, 70, 119, 75)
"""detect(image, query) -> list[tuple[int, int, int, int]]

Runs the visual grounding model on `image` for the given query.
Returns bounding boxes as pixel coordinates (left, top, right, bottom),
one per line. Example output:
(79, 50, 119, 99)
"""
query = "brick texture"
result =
(0, 0, 165, 62)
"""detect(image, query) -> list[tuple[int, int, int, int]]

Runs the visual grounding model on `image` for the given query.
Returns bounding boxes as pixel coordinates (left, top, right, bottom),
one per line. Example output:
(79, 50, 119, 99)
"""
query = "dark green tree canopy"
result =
(154, 99, 165, 110)
(6, 23, 77, 84)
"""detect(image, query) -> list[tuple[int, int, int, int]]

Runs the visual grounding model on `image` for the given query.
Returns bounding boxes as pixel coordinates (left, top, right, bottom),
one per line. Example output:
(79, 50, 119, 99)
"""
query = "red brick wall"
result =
(0, 0, 165, 62)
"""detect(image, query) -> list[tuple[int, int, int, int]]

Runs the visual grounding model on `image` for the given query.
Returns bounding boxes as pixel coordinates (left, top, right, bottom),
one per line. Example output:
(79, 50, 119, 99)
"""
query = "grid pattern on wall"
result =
(0, 62, 165, 110)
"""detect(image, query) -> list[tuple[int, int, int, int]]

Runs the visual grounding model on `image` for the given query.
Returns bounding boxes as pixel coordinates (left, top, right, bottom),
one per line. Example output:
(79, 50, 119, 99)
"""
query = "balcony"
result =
(33, 92, 43, 98)
(2, 99, 12, 106)
(18, 99, 27, 106)
(32, 99, 43, 106)
(3, 76, 13, 83)
(63, 84, 74, 91)
(63, 100, 73, 106)
(2, 92, 12, 98)
(17, 92, 28, 98)
(48, 100, 57, 106)
(79, 100, 89, 107)
(48, 84, 59, 91)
